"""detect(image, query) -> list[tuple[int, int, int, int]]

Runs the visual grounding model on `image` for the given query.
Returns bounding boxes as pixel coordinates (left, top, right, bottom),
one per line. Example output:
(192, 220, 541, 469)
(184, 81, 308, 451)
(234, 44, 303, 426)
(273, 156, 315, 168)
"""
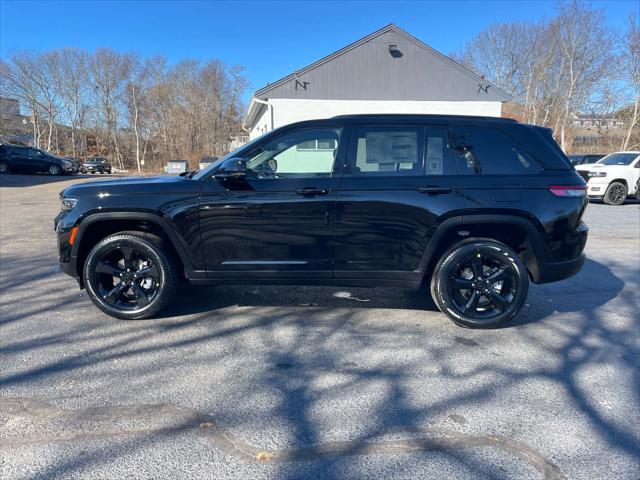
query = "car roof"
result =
(330, 113, 519, 123)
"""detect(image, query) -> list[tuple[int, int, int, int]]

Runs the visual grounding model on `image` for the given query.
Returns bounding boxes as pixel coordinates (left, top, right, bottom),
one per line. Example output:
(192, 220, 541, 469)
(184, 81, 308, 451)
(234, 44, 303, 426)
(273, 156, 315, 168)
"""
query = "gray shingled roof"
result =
(253, 24, 512, 103)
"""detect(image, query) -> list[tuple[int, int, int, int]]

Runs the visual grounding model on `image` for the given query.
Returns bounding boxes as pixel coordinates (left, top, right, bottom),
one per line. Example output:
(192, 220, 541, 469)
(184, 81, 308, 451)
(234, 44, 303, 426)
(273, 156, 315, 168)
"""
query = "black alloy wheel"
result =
(84, 233, 178, 319)
(431, 239, 529, 328)
(603, 181, 627, 205)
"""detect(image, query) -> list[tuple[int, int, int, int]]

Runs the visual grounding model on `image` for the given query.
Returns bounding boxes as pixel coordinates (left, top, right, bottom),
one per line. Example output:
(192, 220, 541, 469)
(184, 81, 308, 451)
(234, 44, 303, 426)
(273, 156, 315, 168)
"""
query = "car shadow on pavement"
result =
(158, 258, 621, 326)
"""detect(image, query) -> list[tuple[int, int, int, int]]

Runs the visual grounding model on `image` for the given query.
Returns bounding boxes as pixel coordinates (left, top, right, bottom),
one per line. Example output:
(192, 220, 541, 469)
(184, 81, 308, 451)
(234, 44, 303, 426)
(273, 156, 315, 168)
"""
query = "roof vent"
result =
(388, 44, 402, 58)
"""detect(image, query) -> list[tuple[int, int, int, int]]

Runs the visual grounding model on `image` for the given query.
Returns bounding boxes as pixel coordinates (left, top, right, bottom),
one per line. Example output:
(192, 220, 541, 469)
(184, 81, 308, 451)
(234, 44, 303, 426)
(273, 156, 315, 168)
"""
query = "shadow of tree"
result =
(1, 250, 638, 479)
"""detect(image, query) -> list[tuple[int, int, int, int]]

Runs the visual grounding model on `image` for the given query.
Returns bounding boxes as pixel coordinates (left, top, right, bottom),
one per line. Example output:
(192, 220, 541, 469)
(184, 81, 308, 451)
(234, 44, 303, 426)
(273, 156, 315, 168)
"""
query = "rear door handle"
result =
(295, 188, 328, 196)
(417, 186, 452, 195)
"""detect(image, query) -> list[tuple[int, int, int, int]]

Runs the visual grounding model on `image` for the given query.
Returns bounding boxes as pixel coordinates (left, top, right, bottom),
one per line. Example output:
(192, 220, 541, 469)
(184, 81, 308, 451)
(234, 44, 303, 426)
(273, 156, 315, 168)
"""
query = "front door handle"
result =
(417, 186, 453, 195)
(295, 187, 328, 196)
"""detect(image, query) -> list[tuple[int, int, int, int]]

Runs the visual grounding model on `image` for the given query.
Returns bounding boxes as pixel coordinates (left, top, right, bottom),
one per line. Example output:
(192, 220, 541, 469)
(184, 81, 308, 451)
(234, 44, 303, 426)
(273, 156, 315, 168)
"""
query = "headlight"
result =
(60, 197, 78, 211)
(588, 171, 607, 177)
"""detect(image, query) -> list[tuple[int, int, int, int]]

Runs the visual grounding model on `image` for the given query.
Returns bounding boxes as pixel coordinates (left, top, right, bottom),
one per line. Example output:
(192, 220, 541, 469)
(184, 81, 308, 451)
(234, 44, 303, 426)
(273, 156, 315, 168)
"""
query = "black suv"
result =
(568, 154, 604, 166)
(55, 115, 588, 328)
(0, 144, 76, 175)
(81, 157, 112, 174)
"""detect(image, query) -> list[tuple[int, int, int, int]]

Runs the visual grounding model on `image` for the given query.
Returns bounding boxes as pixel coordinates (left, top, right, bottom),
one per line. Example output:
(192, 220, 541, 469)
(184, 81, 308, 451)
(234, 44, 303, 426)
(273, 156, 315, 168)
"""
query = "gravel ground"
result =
(1, 174, 638, 480)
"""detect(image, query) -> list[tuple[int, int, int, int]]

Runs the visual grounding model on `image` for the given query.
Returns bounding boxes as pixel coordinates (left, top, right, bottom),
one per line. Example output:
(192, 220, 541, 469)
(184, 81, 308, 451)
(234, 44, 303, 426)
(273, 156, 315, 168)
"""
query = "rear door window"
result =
(451, 126, 540, 175)
(346, 126, 424, 176)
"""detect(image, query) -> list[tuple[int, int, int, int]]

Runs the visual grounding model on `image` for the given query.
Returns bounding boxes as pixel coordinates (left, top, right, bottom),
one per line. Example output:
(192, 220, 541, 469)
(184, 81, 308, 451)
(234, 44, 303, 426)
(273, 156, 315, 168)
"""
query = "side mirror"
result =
(214, 157, 247, 181)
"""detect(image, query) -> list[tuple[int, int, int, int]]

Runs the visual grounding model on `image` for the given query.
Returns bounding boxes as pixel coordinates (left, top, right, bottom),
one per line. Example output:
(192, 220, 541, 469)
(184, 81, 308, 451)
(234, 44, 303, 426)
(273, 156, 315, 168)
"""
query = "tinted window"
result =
(597, 153, 638, 166)
(245, 127, 342, 179)
(584, 156, 602, 164)
(451, 126, 539, 175)
(348, 126, 424, 176)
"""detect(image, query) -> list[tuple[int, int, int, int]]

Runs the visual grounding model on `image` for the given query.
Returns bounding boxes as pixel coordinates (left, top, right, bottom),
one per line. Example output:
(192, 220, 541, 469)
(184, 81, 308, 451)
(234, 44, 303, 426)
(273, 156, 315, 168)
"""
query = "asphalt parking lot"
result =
(1, 174, 638, 480)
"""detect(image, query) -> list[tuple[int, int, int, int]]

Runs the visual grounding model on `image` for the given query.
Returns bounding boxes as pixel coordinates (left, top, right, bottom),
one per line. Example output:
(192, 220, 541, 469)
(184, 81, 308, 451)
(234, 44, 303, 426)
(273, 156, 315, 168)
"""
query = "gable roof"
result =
(253, 24, 512, 102)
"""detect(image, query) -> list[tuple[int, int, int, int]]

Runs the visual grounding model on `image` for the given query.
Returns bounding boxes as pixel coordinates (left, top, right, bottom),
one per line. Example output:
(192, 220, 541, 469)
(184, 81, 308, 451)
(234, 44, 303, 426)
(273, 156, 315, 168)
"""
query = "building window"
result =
(296, 139, 337, 151)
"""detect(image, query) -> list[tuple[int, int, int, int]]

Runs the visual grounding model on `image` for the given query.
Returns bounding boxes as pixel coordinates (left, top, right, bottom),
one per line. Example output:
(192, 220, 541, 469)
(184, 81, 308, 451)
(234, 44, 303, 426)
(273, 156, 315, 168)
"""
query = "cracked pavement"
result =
(1, 174, 639, 479)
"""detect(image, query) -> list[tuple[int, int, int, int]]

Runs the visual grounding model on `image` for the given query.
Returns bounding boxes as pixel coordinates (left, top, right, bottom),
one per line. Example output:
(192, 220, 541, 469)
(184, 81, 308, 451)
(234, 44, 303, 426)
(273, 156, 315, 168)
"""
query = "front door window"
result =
(244, 127, 342, 179)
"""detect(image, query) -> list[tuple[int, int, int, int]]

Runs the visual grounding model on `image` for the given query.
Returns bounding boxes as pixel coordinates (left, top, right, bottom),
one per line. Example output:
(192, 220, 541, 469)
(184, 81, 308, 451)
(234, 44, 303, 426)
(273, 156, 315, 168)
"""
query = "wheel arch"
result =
(607, 178, 628, 188)
(419, 215, 546, 283)
(72, 212, 199, 282)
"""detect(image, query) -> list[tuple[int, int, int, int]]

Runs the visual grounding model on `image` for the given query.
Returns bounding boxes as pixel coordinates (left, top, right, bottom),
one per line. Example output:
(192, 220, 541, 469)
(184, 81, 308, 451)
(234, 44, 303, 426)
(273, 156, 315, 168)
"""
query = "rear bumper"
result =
(534, 221, 588, 284)
(536, 253, 586, 284)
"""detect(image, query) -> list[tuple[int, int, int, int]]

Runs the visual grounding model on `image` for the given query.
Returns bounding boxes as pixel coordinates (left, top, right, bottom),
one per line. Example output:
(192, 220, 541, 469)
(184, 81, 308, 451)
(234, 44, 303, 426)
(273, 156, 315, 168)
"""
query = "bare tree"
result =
(620, 13, 640, 150)
(1, 47, 247, 171)
(454, 1, 617, 152)
(51, 48, 89, 157)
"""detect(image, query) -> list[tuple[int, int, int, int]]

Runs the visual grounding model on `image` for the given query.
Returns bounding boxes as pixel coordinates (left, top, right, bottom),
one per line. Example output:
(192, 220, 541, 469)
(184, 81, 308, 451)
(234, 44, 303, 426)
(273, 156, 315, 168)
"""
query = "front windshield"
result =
(597, 153, 639, 166)
(192, 130, 273, 180)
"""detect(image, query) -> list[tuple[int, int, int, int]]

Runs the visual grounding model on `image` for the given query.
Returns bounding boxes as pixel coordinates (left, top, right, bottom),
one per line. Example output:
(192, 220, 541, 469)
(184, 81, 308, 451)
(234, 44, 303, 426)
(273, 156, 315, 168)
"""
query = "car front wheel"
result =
(83, 233, 178, 320)
(0, 161, 9, 174)
(430, 239, 529, 328)
(603, 181, 627, 205)
(48, 163, 62, 175)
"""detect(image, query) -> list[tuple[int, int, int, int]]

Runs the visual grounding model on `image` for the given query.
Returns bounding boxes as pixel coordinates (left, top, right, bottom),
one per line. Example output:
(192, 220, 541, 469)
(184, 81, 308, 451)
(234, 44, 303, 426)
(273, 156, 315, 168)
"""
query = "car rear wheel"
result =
(0, 161, 9, 174)
(430, 239, 529, 329)
(83, 233, 178, 320)
(48, 163, 62, 175)
(603, 181, 627, 205)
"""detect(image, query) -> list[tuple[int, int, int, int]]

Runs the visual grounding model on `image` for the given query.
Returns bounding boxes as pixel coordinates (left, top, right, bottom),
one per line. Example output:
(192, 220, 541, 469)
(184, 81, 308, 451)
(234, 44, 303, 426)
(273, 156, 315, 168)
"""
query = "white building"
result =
(243, 24, 512, 139)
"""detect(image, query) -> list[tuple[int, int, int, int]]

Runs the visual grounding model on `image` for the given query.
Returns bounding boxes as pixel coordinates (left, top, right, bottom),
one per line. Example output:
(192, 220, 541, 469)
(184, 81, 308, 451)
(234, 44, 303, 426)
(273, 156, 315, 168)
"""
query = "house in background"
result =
(243, 24, 512, 139)
(0, 97, 34, 146)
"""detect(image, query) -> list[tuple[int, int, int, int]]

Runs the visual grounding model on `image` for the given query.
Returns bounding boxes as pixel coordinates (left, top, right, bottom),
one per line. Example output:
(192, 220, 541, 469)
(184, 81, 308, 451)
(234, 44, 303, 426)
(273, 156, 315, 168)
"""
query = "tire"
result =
(0, 160, 9, 174)
(48, 163, 62, 175)
(603, 181, 627, 205)
(83, 233, 178, 320)
(430, 239, 529, 329)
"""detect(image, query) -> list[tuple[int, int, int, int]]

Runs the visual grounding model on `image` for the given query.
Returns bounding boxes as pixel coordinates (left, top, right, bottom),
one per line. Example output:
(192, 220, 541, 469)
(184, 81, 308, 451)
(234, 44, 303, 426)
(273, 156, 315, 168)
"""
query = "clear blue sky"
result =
(1, 0, 637, 103)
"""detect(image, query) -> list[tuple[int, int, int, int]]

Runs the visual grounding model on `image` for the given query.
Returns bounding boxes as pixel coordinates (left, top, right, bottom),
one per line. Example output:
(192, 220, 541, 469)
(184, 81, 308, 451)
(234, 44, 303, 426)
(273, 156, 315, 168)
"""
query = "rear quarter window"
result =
(451, 126, 541, 175)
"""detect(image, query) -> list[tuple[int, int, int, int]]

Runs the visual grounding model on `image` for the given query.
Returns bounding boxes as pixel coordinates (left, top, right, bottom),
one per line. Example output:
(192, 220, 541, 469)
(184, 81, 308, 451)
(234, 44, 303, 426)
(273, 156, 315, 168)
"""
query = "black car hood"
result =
(62, 175, 196, 197)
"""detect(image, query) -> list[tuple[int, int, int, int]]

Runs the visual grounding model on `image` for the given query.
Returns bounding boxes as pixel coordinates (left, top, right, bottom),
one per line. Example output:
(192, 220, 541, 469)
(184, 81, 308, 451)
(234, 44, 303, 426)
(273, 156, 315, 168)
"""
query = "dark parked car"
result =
(81, 157, 112, 174)
(65, 157, 81, 173)
(0, 144, 76, 175)
(568, 154, 604, 166)
(55, 114, 588, 328)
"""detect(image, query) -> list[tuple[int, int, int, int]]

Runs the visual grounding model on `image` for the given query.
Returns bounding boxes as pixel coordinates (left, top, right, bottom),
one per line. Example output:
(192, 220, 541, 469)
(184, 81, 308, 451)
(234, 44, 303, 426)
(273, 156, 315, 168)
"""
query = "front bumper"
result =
(55, 211, 82, 287)
(586, 178, 608, 198)
(81, 165, 104, 172)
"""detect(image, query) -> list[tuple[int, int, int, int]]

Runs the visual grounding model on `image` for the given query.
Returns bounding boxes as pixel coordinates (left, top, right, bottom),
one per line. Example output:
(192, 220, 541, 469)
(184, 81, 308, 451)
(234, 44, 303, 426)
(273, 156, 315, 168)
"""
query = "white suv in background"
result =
(577, 151, 640, 205)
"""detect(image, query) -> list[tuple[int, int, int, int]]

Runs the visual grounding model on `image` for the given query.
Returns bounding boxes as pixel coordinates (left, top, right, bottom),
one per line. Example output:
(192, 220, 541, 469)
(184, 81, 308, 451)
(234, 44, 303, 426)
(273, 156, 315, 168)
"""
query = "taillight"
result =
(548, 185, 587, 197)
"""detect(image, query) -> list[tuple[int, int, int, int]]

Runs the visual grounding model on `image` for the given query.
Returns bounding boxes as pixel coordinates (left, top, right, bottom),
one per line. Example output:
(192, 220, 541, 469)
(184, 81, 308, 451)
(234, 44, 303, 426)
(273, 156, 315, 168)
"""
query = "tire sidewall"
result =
(604, 182, 627, 205)
(431, 240, 529, 328)
(83, 235, 169, 319)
